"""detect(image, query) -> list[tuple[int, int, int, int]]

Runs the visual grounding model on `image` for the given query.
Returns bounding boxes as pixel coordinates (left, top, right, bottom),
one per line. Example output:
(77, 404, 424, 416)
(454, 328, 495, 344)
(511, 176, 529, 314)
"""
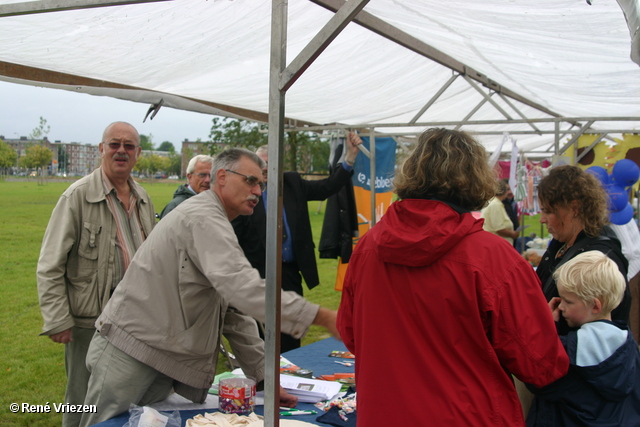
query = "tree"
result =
(0, 140, 18, 179)
(21, 144, 53, 185)
(157, 141, 175, 153)
(139, 134, 154, 151)
(167, 153, 182, 177)
(30, 116, 51, 140)
(133, 155, 150, 176)
(133, 154, 169, 179)
(288, 131, 330, 173)
(208, 117, 330, 173)
(208, 117, 267, 156)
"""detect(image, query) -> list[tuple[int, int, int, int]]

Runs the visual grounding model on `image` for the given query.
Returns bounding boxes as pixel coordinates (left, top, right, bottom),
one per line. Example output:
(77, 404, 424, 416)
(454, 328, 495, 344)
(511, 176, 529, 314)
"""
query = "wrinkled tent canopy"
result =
(1, 0, 639, 155)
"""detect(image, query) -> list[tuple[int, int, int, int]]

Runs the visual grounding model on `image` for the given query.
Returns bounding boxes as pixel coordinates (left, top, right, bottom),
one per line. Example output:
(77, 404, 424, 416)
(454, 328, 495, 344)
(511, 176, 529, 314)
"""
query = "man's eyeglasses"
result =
(106, 141, 139, 151)
(225, 169, 266, 191)
(194, 173, 211, 179)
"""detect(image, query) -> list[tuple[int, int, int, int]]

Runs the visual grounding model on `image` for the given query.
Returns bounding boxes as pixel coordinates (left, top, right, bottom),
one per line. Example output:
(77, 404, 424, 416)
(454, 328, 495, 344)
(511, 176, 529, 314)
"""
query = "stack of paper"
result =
(279, 375, 342, 403)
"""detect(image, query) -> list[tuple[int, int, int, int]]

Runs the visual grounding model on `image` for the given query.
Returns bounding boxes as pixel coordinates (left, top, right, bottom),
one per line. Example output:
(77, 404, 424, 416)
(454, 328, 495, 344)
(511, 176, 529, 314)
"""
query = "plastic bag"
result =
(122, 404, 181, 427)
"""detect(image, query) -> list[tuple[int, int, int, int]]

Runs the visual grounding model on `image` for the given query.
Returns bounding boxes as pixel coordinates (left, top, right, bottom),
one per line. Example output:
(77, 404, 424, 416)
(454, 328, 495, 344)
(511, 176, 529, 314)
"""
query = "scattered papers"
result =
(280, 375, 342, 403)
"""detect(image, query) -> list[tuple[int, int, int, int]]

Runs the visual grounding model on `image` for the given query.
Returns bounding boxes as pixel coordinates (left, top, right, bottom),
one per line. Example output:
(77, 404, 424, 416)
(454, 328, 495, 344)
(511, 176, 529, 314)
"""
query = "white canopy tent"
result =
(3, 1, 640, 424)
(1, 0, 639, 155)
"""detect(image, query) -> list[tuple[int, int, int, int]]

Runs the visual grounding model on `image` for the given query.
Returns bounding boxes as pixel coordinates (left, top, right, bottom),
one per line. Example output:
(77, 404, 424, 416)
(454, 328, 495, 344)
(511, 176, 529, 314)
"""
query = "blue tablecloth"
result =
(91, 337, 352, 426)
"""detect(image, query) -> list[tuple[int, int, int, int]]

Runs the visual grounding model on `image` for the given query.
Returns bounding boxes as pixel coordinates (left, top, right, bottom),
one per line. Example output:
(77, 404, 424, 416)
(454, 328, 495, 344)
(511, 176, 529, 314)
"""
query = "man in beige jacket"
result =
(37, 122, 156, 427)
(80, 148, 338, 427)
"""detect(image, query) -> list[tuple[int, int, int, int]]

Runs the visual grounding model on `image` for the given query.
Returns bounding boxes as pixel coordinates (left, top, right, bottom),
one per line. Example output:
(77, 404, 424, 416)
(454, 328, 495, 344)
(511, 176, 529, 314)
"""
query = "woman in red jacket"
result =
(337, 128, 569, 426)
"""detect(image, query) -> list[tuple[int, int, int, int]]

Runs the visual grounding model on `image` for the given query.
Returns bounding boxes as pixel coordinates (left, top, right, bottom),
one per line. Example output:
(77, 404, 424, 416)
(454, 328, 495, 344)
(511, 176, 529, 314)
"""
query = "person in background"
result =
(526, 251, 640, 426)
(232, 131, 361, 353)
(535, 165, 631, 336)
(37, 122, 156, 427)
(501, 177, 520, 230)
(609, 219, 640, 343)
(160, 154, 214, 219)
(481, 178, 520, 245)
(79, 148, 338, 427)
(337, 128, 568, 427)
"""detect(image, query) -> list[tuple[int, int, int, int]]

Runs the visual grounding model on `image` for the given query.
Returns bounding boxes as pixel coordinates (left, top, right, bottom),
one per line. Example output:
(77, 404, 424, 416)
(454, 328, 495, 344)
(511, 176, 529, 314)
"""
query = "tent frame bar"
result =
(264, 1, 370, 425)
(0, 0, 171, 17)
(288, 116, 640, 131)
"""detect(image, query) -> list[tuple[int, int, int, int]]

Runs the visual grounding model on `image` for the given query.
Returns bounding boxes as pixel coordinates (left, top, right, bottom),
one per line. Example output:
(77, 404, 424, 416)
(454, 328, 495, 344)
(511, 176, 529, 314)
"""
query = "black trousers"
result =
(258, 261, 304, 353)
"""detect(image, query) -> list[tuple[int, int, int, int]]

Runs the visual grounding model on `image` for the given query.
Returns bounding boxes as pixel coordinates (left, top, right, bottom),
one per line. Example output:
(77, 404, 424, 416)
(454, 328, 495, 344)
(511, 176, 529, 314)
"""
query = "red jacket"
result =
(338, 199, 568, 426)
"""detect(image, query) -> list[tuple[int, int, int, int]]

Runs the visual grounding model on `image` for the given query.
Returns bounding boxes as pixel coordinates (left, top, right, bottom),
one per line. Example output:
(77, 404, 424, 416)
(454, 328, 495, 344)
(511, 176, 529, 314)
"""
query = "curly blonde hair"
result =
(538, 165, 609, 237)
(394, 128, 497, 211)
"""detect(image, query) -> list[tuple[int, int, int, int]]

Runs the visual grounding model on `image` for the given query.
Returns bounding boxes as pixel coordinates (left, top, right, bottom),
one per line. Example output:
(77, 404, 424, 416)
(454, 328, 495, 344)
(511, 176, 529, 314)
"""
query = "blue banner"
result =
(352, 136, 396, 193)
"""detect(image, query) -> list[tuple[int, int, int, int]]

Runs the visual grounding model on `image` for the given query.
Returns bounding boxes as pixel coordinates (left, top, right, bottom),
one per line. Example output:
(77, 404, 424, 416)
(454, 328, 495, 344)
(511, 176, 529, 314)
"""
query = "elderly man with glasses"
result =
(37, 121, 156, 427)
(160, 154, 214, 219)
(79, 148, 338, 427)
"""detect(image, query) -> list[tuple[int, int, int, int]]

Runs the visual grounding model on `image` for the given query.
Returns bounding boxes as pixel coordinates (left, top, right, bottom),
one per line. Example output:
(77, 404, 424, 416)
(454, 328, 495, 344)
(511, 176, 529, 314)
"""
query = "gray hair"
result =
(212, 148, 265, 183)
(256, 145, 269, 157)
(186, 154, 214, 174)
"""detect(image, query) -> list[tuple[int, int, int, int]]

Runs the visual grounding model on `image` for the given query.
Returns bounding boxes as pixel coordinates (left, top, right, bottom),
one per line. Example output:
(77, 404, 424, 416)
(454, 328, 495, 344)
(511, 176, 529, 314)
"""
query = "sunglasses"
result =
(225, 169, 266, 191)
(105, 141, 139, 151)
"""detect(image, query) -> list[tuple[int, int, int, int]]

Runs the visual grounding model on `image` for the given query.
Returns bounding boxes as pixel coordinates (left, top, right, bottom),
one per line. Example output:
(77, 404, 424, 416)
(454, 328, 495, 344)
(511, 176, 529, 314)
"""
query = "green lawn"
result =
(0, 178, 342, 427)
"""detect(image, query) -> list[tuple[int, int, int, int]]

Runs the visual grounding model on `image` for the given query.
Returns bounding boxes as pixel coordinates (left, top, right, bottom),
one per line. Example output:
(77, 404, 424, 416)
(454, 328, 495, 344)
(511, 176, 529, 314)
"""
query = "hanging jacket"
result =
(319, 142, 358, 262)
(338, 199, 569, 427)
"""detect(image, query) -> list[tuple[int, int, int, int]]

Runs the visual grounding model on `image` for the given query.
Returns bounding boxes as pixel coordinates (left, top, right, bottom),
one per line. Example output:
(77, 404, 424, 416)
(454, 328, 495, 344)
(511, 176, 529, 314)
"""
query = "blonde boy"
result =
(526, 251, 640, 427)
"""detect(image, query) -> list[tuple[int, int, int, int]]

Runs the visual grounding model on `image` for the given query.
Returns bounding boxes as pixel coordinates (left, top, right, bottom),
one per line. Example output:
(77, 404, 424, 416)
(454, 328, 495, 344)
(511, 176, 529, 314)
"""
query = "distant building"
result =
(56, 142, 101, 176)
(180, 139, 210, 177)
(1, 134, 193, 177)
(1, 136, 60, 174)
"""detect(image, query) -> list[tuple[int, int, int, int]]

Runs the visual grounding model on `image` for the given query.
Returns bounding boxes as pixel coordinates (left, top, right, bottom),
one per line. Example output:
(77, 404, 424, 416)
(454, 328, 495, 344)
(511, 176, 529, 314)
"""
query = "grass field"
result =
(0, 178, 342, 427)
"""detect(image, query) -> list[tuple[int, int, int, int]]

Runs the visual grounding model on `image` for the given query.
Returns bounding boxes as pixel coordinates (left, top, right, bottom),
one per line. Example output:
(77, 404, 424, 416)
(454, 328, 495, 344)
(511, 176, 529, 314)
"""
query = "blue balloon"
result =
(607, 184, 629, 212)
(586, 166, 609, 186)
(610, 203, 634, 225)
(612, 159, 640, 188)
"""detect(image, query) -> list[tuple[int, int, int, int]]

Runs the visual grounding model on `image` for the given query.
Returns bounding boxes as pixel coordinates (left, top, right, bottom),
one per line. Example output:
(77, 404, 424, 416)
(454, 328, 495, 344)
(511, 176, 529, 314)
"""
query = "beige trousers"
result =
(79, 333, 173, 427)
(63, 326, 95, 427)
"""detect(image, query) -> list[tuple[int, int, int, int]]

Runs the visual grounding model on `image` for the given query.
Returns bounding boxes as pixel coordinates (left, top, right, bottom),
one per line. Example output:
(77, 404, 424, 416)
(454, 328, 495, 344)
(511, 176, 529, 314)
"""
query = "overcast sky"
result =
(0, 80, 215, 152)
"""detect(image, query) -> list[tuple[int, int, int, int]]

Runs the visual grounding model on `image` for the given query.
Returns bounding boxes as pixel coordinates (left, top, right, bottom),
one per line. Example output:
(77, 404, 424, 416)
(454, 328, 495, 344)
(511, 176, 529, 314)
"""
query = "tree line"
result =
(0, 116, 334, 182)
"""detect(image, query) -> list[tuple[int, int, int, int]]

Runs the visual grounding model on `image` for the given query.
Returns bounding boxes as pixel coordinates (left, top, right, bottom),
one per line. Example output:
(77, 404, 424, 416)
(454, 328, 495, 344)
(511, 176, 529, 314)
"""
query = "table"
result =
(91, 337, 353, 426)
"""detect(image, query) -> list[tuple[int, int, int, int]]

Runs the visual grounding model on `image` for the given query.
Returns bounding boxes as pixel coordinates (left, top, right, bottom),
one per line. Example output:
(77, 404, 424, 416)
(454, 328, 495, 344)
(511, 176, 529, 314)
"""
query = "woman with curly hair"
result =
(536, 165, 631, 335)
(337, 128, 568, 427)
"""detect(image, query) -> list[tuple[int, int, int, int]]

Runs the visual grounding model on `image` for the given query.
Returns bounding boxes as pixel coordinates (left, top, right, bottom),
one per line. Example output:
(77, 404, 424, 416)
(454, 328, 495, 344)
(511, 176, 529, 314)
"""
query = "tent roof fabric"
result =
(1, 0, 639, 152)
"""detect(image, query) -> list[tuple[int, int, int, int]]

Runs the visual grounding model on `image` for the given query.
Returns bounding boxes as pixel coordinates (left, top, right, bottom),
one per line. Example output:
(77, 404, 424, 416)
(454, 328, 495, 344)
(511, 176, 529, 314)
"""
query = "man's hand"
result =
(49, 328, 73, 344)
(345, 131, 363, 165)
(279, 386, 298, 408)
(312, 307, 340, 341)
(548, 297, 562, 322)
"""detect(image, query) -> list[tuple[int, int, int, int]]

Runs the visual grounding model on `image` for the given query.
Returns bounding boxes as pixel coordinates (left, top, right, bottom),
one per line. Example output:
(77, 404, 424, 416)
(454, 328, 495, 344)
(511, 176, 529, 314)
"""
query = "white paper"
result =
(279, 375, 342, 403)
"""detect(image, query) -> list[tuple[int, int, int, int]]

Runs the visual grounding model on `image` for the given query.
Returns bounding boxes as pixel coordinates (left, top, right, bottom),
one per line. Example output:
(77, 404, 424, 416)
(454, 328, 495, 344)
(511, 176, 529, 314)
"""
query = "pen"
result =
(279, 410, 317, 416)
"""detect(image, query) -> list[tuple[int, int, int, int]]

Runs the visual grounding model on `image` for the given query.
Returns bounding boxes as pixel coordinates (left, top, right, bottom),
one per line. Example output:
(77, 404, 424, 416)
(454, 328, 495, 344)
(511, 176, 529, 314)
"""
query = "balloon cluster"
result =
(586, 159, 640, 225)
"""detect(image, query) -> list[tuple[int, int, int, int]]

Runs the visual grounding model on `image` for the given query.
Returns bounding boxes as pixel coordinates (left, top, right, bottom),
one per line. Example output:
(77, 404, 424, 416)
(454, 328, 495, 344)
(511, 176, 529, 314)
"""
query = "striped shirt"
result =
(101, 169, 148, 290)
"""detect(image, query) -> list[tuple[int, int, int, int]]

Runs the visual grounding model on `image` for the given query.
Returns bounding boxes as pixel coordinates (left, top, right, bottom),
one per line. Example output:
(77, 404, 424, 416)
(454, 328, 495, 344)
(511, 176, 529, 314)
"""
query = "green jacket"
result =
(36, 168, 156, 334)
(159, 183, 195, 219)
